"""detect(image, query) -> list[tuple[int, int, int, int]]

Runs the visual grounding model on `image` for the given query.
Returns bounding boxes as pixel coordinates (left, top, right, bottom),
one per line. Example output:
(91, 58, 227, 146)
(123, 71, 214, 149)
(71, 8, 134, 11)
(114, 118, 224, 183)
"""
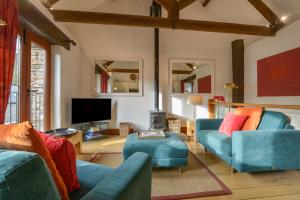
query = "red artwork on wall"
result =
(198, 75, 211, 93)
(257, 47, 300, 97)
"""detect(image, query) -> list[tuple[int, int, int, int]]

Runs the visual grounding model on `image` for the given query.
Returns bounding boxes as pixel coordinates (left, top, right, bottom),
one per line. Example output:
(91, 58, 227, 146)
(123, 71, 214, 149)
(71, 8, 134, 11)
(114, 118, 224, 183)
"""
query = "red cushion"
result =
(219, 113, 248, 137)
(37, 131, 80, 192)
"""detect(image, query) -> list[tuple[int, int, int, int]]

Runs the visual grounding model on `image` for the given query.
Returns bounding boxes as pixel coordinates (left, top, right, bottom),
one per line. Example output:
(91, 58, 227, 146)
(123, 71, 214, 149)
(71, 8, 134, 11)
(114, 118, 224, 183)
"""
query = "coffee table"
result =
(123, 132, 188, 172)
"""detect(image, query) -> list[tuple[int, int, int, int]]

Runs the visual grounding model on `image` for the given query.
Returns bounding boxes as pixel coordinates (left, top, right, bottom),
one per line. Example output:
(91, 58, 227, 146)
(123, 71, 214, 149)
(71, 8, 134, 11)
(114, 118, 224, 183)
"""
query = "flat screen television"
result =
(71, 98, 111, 124)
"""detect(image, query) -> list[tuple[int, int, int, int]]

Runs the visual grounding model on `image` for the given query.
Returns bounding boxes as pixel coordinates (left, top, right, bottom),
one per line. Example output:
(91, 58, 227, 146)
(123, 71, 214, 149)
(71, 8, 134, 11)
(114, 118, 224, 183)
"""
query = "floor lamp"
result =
(187, 95, 203, 140)
(224, 83, 238, 112)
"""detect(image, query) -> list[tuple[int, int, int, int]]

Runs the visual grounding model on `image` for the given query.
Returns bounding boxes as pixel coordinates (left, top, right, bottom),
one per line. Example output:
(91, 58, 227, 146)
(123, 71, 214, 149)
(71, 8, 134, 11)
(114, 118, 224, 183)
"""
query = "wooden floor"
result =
(81, 135, 300, 200)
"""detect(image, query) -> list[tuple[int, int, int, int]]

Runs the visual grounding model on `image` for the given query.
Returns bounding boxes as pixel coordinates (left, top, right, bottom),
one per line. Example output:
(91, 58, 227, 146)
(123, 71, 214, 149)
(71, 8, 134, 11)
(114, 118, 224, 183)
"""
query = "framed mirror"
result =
(169, 59, 214, 95)
(93, 58, 143, 96)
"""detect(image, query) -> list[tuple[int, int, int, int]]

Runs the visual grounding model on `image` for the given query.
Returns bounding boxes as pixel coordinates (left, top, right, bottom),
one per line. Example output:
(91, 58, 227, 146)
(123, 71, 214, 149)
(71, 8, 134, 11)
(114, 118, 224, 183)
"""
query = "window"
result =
(5, 36, 21, 124)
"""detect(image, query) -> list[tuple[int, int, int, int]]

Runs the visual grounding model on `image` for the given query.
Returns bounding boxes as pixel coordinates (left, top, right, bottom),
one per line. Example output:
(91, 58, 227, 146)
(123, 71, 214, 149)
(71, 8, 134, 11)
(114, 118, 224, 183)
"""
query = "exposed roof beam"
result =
(183, 74, 196, 82)
(202, 0, 211, 7)
(20, 0, 74, 50)
(39, 0, 61, 9)
(178, 0, 197, 10)
(176, 19, 275, 36)
(173, 70, 192, 74)
(103, 61, 114, 68)
(186, 63, 195, 70)
(108, 68, 139, 73)
(52, 10, 171, 28)
(51, 10, 276, 36)
(248, 0, 284, 29)
(154, 0, 172, 11)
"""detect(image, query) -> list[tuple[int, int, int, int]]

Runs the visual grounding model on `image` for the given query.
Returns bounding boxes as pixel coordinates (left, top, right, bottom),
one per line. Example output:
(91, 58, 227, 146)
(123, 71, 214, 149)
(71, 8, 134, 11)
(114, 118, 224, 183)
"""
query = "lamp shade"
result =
(187, 95, 203, 105)
(0, 19, 7, 26)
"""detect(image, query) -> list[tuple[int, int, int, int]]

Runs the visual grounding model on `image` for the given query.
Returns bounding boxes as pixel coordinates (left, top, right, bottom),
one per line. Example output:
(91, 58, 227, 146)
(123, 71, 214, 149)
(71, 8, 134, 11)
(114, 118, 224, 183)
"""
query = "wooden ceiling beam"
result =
(103, 61, 114, 68)
(176, 19, 275, 36)
(108, 68, 139, 73)
(39, 0, 61, 9)
(173, 70, 192, 74)
(154, 0, 172, 11)
(248, 0, 284, 29)
(178, 0, 197, 10)
(202, 0, 211, 7)
(186, 63, 195, 70)
(52, 10, 171, 28)
(19, 0, 74, 50)
(52, 10, 276, 36)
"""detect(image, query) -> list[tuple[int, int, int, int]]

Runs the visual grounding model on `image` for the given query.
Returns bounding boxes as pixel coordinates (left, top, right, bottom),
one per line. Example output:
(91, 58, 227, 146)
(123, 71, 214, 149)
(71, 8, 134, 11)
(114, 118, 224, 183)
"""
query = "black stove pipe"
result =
(150, 2, 161, 111)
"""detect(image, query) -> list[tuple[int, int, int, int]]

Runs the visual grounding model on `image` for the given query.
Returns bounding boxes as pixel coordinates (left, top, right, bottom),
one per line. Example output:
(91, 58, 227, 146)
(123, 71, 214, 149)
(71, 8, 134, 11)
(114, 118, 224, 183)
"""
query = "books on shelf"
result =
(84, 127, 103, 141)
(138, 129, 166, 140)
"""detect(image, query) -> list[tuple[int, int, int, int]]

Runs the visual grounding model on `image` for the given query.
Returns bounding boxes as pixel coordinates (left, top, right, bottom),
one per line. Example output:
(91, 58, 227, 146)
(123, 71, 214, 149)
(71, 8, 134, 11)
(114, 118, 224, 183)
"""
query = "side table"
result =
(65, 131, 83, 154)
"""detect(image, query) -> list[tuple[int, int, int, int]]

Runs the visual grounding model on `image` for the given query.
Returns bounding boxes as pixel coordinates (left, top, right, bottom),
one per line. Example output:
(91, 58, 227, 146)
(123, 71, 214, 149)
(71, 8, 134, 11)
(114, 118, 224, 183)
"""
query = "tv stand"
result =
(72, 121, 109, 141)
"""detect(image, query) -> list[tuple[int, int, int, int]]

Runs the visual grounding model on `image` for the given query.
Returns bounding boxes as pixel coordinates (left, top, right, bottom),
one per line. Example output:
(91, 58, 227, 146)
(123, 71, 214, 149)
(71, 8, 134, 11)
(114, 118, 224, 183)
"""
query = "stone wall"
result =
(30, 44, 46, 131)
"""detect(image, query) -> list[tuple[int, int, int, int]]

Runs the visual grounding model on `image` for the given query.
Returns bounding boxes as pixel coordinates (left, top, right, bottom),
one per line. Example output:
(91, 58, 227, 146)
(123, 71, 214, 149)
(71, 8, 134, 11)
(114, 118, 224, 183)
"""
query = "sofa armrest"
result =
(232, 130, 300, 172)
(81, 152, 152, 200)
(196, 118, 223, 131)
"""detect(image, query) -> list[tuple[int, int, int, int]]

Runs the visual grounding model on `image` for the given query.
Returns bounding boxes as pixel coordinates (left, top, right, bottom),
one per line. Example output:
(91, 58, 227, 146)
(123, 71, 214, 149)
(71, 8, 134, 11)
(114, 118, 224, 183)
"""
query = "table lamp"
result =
(0, 19, 7, 26)
(187, 95, 203, 120)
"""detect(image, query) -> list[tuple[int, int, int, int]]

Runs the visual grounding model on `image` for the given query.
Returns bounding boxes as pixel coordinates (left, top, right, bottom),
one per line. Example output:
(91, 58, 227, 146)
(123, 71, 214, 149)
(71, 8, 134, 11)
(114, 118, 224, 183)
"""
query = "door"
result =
(26, 33, 51, 131)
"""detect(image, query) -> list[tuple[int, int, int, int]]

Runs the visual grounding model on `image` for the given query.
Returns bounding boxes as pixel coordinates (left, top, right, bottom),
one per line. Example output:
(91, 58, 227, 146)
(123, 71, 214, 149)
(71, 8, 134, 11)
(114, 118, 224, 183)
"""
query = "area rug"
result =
(77, 151, 231, 200)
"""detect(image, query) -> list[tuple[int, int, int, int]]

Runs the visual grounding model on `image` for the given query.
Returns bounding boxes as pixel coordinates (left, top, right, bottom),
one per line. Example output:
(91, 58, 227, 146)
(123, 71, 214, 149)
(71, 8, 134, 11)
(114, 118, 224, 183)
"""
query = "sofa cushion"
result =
(235, 107, 264, 130)
(200, 130, 232, 157)
(258, 111, 288, 130)
(0, 150, 60, 200)
(69, 160, 113, 200)
(219, 113, 248, 136)
(0, 122, 68, 200)
(37, 131, 80, 192)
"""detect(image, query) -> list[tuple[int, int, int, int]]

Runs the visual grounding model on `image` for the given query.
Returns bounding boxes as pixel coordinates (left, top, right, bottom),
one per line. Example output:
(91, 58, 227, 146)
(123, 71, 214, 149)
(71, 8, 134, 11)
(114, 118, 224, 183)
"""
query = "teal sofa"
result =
(196, 110, 300, 172)
(0, 150, 152, 200)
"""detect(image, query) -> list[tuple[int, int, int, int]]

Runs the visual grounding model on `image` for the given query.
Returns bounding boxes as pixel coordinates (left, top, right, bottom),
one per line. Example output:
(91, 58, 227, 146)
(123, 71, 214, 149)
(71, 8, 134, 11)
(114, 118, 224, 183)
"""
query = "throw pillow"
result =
(0, 122, 69, 200)
(219, 113, 248, 136)
(37, 131, 80, 192)
(234, 107, 263, 130)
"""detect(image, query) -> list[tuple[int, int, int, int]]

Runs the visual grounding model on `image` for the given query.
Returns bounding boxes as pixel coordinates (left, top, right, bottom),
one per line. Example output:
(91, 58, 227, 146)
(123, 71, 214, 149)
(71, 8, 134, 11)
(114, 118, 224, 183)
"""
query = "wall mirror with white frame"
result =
(93, 58, 143, 96)
(170, 59, 215, 95)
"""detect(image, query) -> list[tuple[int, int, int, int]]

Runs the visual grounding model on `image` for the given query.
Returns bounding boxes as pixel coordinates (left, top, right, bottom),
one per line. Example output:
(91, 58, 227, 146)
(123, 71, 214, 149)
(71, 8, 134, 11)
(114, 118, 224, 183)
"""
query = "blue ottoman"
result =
(123, 133, 188, 169)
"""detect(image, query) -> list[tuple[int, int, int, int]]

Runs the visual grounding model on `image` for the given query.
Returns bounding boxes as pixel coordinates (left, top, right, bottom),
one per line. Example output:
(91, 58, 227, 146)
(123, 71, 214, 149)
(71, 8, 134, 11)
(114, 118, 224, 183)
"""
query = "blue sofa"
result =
(0, 150, 152, 200)
(196, 110, 300, 172)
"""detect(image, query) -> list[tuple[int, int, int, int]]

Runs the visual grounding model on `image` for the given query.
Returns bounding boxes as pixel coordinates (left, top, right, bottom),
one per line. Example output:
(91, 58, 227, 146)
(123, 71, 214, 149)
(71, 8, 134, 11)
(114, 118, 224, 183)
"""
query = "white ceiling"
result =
(51, 0, 300, 54)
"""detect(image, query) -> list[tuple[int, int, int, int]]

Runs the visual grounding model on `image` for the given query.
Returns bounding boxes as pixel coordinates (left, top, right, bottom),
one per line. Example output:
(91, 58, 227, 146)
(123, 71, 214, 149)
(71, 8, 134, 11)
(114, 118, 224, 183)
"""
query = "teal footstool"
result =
(123, 133, 188, 169)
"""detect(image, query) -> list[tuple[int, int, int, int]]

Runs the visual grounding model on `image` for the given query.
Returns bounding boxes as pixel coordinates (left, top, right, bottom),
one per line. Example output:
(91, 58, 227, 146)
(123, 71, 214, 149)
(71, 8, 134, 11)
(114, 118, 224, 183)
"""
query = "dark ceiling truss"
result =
(39, 0, 284, 36)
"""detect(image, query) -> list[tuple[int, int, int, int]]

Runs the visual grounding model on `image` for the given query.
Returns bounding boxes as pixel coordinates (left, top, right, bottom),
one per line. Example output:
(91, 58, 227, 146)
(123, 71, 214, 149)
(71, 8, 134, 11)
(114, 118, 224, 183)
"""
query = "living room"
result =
(1, 0, 300, 200)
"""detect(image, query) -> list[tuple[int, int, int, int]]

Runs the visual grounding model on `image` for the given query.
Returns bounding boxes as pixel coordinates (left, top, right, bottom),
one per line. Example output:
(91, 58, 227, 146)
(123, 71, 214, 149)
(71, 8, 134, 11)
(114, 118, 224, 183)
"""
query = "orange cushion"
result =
(0, 122, 69, 200)
(234, 107, 263, 130)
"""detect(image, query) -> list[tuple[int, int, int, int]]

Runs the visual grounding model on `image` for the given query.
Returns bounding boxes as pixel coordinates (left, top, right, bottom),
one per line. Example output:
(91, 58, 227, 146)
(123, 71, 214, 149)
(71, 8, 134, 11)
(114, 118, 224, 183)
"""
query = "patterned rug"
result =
(77, 151, 231, 200)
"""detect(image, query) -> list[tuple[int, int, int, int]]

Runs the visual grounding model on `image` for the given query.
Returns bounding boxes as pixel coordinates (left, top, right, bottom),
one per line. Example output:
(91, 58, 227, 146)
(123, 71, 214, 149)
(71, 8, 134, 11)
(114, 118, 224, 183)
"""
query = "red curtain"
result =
(101, 71, 108, 93)
(0, 0, 19, 123)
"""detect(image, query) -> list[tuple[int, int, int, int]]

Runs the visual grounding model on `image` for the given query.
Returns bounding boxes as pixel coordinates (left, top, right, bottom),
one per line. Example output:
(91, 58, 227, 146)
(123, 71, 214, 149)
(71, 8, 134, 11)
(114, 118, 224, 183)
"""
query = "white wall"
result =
(160, 30, 232, 122)
(68, 25, 155, 130)
(67, 23, 234, 129)
(29, 0, 92, 129)
(245, 19, 300, 129)
(245, 19, 300, 104)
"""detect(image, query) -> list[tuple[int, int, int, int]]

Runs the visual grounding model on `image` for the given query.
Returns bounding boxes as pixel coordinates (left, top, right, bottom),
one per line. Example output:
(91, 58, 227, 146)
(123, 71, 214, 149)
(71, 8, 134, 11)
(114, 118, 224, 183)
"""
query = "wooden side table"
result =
(65, 131, 83, 154)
